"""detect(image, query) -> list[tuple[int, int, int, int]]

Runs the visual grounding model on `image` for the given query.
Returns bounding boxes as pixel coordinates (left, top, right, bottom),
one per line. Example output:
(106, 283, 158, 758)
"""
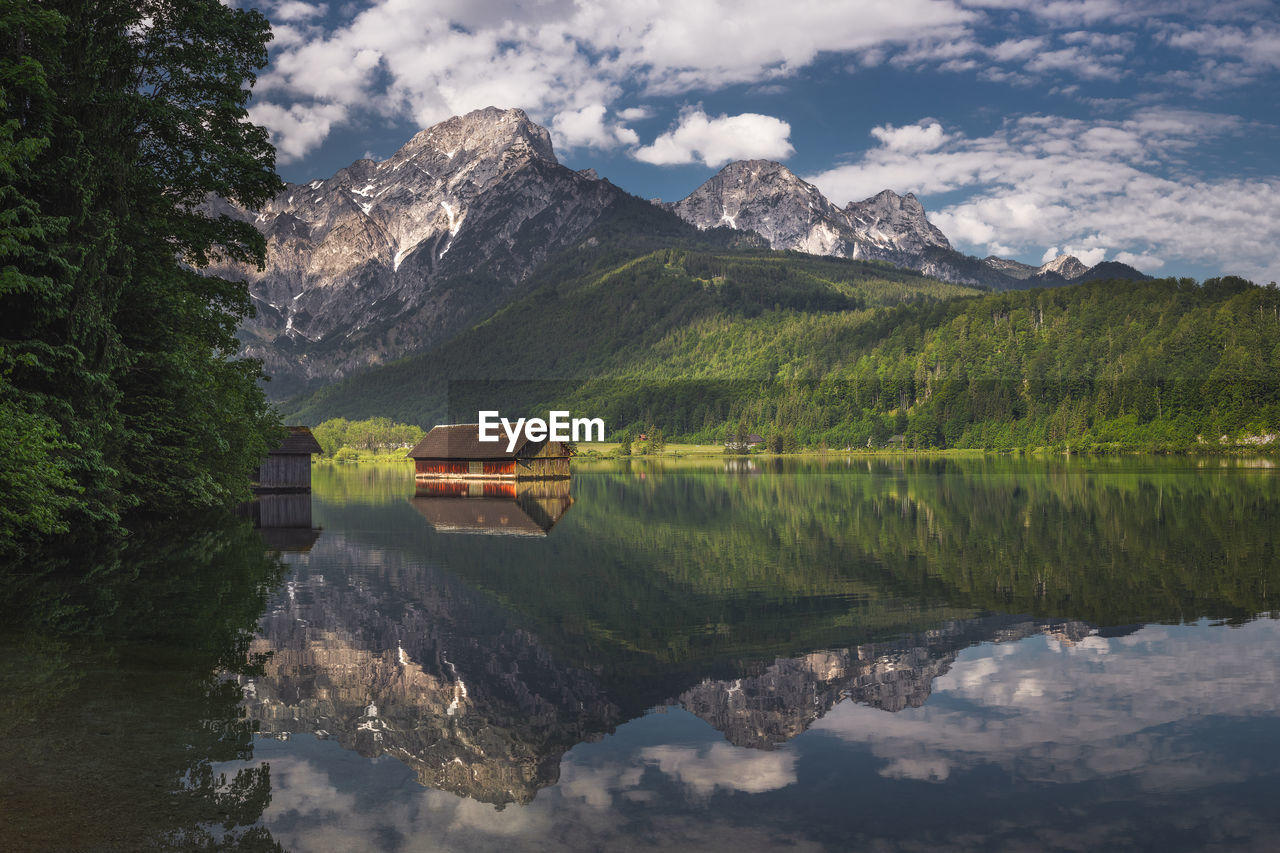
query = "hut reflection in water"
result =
(410, 478, 574, 537)
(235, 492, 322, 552)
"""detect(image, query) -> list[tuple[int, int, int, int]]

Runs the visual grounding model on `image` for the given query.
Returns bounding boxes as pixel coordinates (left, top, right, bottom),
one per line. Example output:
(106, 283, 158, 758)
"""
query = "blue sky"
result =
(241, 0, 1280, 282)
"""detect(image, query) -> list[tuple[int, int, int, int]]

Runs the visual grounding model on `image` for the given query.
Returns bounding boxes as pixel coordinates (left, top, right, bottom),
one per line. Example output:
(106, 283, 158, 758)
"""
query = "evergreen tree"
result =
(1, 0, 283, 551)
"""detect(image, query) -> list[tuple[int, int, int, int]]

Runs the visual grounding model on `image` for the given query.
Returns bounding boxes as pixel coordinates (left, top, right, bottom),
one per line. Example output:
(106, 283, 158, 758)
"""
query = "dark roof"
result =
(271, 426, 323, 455)
(408, 423, 532, 460)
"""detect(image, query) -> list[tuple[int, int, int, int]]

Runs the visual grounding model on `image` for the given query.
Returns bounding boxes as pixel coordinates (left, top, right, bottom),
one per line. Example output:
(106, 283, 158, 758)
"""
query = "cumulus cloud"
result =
(270, 1, 326, 22)
(633, 109, 794, 167)
(551, 104, 638, 151)
(813, 618, 1280, 790)
(870, 121, 948, 152)
(247, 101, 347, 161)
(247, 0, 1278, 163)
(804, 108, 1280, 282)
(250, 0, 978, 160)
(639, 743, 798, 796)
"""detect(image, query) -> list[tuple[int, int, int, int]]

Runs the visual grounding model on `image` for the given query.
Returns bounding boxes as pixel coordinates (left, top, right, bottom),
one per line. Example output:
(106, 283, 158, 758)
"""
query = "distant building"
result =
(407, 423, 571, 480)
(254, 426, 322, 491)
(724, 433, 765, 452)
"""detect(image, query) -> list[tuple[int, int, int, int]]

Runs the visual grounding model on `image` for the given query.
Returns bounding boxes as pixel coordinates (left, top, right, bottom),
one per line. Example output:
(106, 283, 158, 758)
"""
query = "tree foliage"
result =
(312, 417, 424, 459)
(281, 229, 1280, 454)
(0, 0, 283, 554)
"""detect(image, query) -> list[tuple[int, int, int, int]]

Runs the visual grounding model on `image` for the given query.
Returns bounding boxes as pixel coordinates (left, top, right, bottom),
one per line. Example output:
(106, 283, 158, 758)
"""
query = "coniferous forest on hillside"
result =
(283, 239, 1280, 454)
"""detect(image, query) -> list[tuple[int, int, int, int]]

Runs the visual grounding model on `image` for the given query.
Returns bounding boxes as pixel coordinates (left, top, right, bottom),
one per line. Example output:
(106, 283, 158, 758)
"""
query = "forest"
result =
(282, 243, 1280, 454)
(1, 1, 283, 555)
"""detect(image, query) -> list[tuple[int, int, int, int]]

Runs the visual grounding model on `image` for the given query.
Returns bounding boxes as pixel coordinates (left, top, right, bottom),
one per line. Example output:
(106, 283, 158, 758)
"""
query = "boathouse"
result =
(407, 423, 571, 480)
(254, 426, 322, 491)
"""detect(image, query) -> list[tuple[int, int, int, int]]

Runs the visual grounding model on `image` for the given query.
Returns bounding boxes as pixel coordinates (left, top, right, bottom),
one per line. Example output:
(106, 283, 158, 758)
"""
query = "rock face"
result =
(667, 160, 1020, 288)
(217, 107, 628, 395)
(666, 160, 1151, 290)
(982, 256, 1039, 280)
(668, 160, 950, 266)
(1037, 254, 1089, 280)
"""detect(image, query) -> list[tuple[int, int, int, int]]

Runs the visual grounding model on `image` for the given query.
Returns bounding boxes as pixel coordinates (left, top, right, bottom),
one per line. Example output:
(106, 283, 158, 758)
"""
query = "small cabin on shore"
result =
(254, 426, 322, 491)
(408, 423, 571, 480)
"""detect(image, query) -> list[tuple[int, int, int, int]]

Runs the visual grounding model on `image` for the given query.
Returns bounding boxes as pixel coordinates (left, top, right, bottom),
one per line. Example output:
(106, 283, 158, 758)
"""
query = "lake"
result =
(3, 457, 1279, 851)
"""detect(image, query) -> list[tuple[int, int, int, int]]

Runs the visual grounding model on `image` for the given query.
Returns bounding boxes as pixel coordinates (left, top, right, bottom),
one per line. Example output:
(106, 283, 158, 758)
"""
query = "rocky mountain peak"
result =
(398, 106, 556, 165)
(1038, 254, 1088, 280)
(844, 187, 950, 253)
(981, 256, 1039, 280)
(668, 159, 952, 267)
(222, 107, 624, 395)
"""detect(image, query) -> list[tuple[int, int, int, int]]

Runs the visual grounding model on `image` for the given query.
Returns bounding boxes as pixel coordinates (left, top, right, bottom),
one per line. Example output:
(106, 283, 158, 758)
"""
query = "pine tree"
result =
(1, 0, 284, 549)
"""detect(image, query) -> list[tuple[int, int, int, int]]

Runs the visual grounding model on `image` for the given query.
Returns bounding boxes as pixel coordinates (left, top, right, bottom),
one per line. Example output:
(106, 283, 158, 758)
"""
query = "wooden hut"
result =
(254, 426, 322, 491)
(407, 423, 571, 481)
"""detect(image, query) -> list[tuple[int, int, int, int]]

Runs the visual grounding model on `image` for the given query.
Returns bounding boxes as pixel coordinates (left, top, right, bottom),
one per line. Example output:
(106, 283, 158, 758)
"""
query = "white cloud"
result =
(251, 0, 977, 160)
(870, 121, 948, 152)
(271, 1, 327, 22)
(634, 109, 794, 167)
(640, 743, 797, 796)
(1115, 250, 1165, 269)
(1063, 244, 1107, 266)
(1161, 22, 1280, 70)
(804, 109, 1280, 282)
(247, 101, 347, 162)
(616, 106, 654, 122)
(551, 104, 638, 151)
(247, 0, 1279, 163)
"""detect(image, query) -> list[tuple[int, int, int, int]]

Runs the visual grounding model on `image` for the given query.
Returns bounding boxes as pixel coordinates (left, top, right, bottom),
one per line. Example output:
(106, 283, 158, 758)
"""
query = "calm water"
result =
(3, 457, 1280, 851)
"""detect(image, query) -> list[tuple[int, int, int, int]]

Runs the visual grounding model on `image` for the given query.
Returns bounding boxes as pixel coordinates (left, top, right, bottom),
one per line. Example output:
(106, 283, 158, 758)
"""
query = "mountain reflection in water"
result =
(224, 458, 1280, 851)
(5, 458, 1280, 852)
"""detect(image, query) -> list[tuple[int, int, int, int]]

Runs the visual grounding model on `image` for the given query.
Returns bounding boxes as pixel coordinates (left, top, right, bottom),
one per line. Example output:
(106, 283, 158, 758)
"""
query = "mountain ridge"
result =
(215, 107, 632, 395)
(663, 158, 1146, 290)
(220, 107, 1150, 398)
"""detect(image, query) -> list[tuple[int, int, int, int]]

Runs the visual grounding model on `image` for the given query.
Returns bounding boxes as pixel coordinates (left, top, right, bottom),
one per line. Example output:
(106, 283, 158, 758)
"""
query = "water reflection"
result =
(237, 491, 323, 552)
(410, 479, 574, 537)
(6, 457, 1279, 851)
(227, 457, 1280, 851)
(0, 515, 288, 851)
(236, 618, 1280, 853)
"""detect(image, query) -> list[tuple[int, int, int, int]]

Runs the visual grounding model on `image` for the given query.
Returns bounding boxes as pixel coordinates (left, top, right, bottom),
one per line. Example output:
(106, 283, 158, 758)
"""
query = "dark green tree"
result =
(1, 0, 284, 548)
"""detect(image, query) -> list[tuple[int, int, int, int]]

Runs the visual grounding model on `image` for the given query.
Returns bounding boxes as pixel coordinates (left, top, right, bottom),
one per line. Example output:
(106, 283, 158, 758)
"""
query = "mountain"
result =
(667, 160, 1021, 289)
(281, 266, 1279, 453)
(982, 256, 1039, 280)
(278, 243, 981, 426)
(217, 108, 1157, 403)
(666, 160, 948, 259)
(214, 107, 632, 396)
(1037, 254, 1090, 280)
(982, 253, 1095, 283)
(664, 160, 1156, 291)
(1072, 260, 1151, 283)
